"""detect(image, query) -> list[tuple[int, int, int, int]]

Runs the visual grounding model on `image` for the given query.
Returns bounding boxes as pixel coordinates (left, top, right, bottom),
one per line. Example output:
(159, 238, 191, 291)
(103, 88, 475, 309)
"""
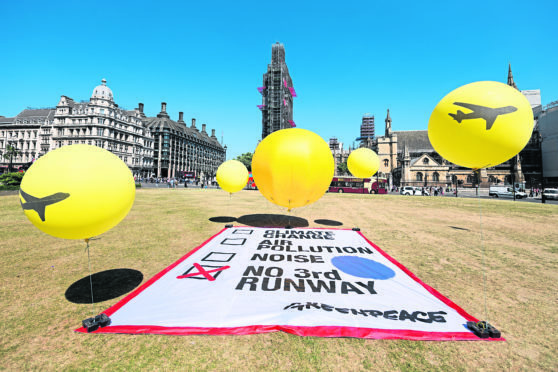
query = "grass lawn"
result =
(1, 189, 557, 371)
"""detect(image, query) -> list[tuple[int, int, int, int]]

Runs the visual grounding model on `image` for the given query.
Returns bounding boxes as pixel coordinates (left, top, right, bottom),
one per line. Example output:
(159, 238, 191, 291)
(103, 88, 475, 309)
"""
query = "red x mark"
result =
(176, 263, 230, 281)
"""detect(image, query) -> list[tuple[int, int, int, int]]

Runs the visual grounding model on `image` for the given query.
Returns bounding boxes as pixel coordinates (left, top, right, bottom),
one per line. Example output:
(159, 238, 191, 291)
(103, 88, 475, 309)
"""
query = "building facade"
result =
(0, 109, 54, 172)
(143, 103, 226, 180)
(259, 42, 297, 139)
(329, 137, 351, 176)
(538, 101, 558, 187)
(1, 79, 226, 180)
(51, 79, 155, 177)
(368, 65, 553, 190)
(372, 110, 521, 189)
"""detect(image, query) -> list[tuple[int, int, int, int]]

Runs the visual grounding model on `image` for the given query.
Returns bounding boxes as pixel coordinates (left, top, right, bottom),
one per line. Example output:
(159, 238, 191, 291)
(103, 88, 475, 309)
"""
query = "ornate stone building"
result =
(143, 103, 226, 179)
(1, 79, 226, 180)
(329, 137, 351, 176)
(0, 79, 154, 176)
(370, 65, 544, 189)
(52, 79, 155, 177)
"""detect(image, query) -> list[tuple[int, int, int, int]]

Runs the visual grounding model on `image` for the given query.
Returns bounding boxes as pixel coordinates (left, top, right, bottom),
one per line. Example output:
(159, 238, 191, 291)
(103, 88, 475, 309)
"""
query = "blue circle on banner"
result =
(331, 256, 395, 280)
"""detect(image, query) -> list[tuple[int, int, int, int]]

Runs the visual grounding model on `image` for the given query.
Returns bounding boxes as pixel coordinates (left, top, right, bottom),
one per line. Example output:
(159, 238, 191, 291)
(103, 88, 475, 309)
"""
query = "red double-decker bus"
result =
(329, 176, 388, 194)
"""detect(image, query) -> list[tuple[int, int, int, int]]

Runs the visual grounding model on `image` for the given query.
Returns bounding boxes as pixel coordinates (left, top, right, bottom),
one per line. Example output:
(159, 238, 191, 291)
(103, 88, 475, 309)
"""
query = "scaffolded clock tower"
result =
(259, 42, 297, 139)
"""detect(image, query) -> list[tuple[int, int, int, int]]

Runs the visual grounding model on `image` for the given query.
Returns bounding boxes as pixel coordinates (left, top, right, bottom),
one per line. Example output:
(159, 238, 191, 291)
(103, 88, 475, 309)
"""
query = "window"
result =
(433, 172, 439, 182)
(467, 175, 474, 183)
(416, 172, 423, 181)
(384, 159, 389, 167)
(423, 158, 429, 165)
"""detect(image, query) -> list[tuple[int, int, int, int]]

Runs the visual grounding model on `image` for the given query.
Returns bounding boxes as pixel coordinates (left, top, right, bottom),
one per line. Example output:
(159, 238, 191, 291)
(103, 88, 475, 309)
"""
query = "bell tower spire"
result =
(385, 109, 392, 137)
(507, 63, 518, 90)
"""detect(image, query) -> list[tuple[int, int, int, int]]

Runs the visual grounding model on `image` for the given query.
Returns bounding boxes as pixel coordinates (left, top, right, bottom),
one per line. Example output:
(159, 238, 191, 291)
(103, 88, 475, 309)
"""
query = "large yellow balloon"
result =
(428, 81, 534, 169)
(216, 160, 249, 193)
(252, 128, 334, 210)
(19, 144, 135, 240)
(347, 148, 380, 178)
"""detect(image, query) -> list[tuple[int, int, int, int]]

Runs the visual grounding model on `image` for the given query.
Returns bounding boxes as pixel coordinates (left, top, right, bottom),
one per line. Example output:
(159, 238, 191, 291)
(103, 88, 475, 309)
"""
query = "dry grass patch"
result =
(1, 189, 557, 371)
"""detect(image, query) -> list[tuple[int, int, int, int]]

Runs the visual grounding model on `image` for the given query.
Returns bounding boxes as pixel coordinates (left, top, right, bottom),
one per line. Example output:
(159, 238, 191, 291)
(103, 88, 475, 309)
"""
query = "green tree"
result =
(235, 152, 253, 171)
(2, 144, 21, 172)
(0, 172, 24, 189)
(337, 160, 349, 176)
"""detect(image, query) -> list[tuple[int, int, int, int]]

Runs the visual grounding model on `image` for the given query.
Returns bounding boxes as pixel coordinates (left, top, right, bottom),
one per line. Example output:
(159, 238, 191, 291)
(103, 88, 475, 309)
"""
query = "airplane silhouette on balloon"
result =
(20, 189, 70, 222)
(448, 102, 517, 130)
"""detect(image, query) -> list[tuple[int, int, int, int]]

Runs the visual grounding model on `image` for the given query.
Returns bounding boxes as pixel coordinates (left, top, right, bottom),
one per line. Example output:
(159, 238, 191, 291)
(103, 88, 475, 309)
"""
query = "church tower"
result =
(507, 63, 518, 90)
(385, 109, 392, 137)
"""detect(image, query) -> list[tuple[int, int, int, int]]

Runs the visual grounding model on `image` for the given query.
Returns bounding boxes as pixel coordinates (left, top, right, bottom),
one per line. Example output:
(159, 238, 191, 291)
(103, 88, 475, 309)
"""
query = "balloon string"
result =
(85, 239, 95, 317)
(476, 177, 490, 326)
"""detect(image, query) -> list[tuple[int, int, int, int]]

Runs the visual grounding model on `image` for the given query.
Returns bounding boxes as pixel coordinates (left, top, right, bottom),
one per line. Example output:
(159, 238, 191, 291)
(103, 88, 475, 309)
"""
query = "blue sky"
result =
(1, 0, 556, 159)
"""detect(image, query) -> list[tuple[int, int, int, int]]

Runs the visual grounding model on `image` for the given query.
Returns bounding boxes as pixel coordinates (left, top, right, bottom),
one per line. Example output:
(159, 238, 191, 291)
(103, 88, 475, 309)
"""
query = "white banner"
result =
(78, 227, 491, 340)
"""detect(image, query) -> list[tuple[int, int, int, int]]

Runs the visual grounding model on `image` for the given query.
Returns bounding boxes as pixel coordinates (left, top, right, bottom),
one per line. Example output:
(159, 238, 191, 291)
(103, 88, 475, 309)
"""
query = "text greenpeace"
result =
(82, 227, 486, 340)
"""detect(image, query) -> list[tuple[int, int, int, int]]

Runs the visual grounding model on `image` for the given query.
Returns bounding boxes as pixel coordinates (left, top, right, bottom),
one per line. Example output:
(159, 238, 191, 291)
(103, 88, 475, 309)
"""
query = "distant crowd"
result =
(134, 177, 217, 188)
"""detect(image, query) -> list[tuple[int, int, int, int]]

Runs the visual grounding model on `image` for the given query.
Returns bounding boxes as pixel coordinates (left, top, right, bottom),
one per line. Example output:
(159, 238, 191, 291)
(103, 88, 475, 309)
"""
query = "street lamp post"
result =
(539, 133, 546, 204)
(510, 155, 517, 201)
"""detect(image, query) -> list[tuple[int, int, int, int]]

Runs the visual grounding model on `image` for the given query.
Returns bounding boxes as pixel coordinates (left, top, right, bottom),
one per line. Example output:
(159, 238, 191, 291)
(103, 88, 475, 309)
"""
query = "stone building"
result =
(1, 79, 226, 180)
(0, 109, 54, 172)
(369, 65, 549, 190)
(52, 79, 155, 177)
(143, 103, 226, 180)
(0, 79, 154, 176)
(329, 137, 351, 176)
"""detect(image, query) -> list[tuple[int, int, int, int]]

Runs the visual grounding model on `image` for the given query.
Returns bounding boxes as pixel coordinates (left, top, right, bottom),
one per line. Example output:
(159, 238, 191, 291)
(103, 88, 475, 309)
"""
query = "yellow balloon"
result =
(19, 144, 135, 240)
(428, 81, 534, 169)
(216, 160, 249, 193)
(347, 148, 380, 178)
(252, 128, 334, 210)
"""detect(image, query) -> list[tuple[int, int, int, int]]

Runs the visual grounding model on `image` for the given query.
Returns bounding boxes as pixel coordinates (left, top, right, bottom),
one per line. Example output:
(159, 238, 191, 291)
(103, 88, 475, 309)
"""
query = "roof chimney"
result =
(138, 103, 144, 113)
(211, 129, 216, 137)
(178, 111, 184, 123)
(202, 124, 207, 133)
(157, 102, 169, 118)
(191, 118, 198, 130)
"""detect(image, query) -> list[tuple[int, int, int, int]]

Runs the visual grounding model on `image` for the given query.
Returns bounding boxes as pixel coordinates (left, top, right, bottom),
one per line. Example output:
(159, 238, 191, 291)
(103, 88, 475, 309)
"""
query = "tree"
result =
(337, 160, 349, 176)
(2, 144, 20, 173)
(0, 172, 24, 188)
(235, 152, 253, 171)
